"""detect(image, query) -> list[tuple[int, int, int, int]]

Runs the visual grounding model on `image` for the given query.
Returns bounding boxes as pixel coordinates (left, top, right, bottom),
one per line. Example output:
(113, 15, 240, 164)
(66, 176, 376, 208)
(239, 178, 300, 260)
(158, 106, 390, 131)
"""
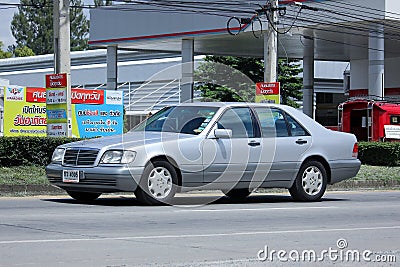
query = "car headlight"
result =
(52, 148, 65, 162)
(100, 150, 136, 164)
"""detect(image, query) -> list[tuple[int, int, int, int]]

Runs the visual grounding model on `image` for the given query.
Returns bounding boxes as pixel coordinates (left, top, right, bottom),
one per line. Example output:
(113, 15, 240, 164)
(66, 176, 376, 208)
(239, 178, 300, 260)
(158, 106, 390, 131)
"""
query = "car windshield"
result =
(132, 106, 219, 135)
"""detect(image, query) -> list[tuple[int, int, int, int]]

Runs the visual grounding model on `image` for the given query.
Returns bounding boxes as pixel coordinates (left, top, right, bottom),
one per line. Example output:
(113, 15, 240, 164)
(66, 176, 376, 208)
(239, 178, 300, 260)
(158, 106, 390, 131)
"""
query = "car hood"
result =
(61, 131, 195, 150)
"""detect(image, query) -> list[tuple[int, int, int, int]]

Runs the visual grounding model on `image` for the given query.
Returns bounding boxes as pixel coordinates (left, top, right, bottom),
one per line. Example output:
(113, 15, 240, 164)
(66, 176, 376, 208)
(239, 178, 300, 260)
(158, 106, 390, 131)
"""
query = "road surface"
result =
(0, 191, 399, 266)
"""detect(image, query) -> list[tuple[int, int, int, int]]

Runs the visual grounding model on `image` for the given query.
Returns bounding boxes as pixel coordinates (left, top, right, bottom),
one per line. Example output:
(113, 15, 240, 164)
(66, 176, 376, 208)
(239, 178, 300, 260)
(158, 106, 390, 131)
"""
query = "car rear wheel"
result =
(135, 160, 178, 205)
(222, 188, 252, 201)
(289, 160, 327, 202)
(66, 191, 101, 202)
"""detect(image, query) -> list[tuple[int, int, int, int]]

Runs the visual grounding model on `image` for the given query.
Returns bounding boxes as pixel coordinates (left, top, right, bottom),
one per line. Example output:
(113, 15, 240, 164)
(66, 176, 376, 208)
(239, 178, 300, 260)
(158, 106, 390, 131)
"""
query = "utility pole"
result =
(264, 0, 278, 82)
(53, 0, 72, 137)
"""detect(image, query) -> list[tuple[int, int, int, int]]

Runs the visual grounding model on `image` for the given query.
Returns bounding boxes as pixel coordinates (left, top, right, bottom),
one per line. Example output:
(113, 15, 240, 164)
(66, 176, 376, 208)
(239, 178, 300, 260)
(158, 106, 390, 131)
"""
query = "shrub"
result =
(0, 137, 80, 167)
(358, 142, 400, 166)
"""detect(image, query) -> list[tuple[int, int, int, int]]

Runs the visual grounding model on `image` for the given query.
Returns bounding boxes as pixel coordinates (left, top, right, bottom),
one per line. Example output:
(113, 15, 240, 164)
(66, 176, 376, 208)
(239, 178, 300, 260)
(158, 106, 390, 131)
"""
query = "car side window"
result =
(286, 114, 309, 136)
(217, 107, 255, 138)
(254, 108, 289, 137)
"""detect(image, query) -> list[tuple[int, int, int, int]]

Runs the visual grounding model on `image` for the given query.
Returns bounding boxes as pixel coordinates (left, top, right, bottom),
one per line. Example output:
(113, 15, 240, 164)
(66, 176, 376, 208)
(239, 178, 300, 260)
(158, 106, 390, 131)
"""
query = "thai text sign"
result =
(255, 82, 281, 104)
(3, 86, 123, 138)
(3, 86, 47, 137)
(46, 73, 68, 137)
(71, 90, 123, 138)
(384, 125, 400, 139)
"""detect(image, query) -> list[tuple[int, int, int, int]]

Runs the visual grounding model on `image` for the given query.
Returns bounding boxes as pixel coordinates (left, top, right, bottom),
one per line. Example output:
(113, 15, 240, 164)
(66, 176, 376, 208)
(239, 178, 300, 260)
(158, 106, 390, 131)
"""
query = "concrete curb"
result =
(0, 180, 399, 196)
(330, 179, 400, 189)
(0, 185, 64, 195)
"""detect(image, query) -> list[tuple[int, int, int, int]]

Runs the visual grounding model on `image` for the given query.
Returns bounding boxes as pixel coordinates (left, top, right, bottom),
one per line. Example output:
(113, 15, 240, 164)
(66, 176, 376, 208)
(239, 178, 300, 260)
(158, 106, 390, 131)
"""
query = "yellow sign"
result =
(3, 86, 46, 137)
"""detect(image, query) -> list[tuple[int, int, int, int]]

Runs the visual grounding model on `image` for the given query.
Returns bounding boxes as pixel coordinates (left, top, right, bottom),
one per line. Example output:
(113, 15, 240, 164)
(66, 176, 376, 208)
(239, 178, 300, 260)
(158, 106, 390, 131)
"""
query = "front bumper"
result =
(46, 163, 144, 193)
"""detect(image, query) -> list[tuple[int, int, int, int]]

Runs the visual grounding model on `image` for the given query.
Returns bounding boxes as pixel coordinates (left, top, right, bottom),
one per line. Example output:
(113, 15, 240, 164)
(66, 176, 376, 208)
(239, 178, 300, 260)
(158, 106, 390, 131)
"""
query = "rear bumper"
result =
(46, 163, 144, 193)
(329, 159, 361, 184)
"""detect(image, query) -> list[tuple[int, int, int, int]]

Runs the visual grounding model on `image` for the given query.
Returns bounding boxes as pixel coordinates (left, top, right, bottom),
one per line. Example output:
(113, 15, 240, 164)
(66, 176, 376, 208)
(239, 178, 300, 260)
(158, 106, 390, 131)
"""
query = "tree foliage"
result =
(278, 59, 303, 107)
(0, 41, 12, 59)
(11, 0, 89, 55)
(94, 0, 113, 6)
(195, 56, 258, 102)
(13, 46, 35, 57)
(195, 56, 303, 107)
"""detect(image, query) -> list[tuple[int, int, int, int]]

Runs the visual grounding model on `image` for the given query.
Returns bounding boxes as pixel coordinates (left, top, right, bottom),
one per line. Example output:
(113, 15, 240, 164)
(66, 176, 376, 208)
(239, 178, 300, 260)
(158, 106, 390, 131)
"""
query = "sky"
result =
(0, 0, 94, 50)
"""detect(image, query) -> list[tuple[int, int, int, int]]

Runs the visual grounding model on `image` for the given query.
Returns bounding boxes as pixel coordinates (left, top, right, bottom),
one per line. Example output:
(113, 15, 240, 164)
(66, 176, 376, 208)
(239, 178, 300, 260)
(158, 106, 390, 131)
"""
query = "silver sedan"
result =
(46, 102, 361, 205)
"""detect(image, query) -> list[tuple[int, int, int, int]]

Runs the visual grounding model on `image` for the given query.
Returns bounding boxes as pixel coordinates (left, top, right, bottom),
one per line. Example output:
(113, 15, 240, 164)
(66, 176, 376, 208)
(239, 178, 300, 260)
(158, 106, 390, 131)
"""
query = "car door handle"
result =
(248, 141, 261, 147)
(296, 139, 308, 145)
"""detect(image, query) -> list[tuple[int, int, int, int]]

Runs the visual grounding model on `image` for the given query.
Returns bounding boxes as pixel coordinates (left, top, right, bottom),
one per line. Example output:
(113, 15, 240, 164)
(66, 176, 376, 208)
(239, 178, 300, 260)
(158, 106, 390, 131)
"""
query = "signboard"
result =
(3, 86, 47, 137)
(46, 73, 68, 137)
(3, 86, 123, 138)
(384, 125, 400, 139)
(71, 90, 123, 138)
(255, 82, 280, 104)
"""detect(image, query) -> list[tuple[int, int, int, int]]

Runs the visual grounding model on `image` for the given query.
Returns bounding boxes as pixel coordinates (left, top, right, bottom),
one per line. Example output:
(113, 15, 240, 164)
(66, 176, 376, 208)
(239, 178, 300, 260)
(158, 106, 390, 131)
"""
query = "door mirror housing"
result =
(214, 129, 232, 139)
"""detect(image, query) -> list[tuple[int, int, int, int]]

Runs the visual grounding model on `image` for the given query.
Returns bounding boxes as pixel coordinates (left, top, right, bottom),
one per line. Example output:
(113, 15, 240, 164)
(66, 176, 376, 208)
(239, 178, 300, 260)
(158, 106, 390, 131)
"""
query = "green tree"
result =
(14, 46, 35, 57)
(195, 56, 258, 102)
(195, 56, 303, 107)
(11, 0, 89, 55)
(278, 59, 303, 107)
(94, 0, 113, 6)
(0, 41, 12, 59)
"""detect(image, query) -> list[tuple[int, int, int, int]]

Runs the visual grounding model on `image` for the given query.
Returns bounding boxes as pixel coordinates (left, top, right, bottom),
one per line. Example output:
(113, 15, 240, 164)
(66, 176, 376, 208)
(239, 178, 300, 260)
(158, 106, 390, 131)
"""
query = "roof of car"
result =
(177, 101, 283, 109)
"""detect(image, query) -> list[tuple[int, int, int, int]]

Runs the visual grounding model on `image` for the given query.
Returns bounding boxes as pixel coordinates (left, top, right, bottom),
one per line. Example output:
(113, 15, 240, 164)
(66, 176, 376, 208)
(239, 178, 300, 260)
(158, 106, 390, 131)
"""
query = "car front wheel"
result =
(289, 160, 327, 202)
(135, 160, 178, 205)
(66, 191, 101, 202)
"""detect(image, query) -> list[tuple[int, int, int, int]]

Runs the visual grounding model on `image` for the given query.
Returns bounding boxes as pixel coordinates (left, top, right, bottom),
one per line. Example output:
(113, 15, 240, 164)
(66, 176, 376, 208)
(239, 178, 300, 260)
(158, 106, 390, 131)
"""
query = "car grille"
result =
(63, 148, 99, 166)
(48, 176, 117, 187)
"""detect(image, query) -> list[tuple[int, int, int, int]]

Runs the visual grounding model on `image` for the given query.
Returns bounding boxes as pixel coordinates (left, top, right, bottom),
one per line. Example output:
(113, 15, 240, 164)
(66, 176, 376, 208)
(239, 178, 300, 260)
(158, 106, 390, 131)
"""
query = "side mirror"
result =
(214, 129, 232, 139)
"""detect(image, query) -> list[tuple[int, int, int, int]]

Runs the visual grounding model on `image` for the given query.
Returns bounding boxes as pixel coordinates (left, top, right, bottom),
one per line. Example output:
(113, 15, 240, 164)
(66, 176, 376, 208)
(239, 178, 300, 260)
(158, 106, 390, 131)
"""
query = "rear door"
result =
(254, 107, 312, 182)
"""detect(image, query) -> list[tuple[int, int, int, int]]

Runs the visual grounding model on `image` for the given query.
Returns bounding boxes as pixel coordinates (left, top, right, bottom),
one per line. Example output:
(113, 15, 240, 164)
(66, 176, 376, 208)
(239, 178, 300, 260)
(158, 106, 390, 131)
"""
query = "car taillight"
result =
(352, 143, 358, 158)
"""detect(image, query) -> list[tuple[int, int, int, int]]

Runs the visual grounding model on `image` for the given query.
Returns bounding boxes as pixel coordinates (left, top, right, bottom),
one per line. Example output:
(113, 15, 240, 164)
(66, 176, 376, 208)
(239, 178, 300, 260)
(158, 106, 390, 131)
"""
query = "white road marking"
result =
(174, 206, 337, 212)
(0, 226, 399, 245)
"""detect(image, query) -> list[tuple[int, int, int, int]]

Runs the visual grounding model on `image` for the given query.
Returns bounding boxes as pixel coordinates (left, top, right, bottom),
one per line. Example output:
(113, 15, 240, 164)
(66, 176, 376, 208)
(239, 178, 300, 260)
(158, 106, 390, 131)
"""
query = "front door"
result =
(203, 107, 262, 184)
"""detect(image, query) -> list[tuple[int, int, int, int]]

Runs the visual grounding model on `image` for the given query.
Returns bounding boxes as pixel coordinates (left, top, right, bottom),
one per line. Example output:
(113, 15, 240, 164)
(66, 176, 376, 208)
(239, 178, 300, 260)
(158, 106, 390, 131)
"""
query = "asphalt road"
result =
(0, 191, 399, 267)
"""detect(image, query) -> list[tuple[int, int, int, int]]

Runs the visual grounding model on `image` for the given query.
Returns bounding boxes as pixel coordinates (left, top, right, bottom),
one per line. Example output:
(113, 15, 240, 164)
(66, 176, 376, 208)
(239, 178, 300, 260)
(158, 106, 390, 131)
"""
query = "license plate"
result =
(63, 170, 80, 183)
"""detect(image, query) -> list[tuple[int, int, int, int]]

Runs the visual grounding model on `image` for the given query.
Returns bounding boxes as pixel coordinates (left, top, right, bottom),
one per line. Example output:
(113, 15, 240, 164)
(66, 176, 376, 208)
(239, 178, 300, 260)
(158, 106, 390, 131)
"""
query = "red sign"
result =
(26, 87, 46, 103)
(256, 82, 280, 95)
(71, 89, 104, 105)
(46, 73, 67, 88)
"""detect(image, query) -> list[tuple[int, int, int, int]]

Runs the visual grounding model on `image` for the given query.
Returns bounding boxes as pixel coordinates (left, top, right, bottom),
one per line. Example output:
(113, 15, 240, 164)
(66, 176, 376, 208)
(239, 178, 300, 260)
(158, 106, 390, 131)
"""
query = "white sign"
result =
(47, 123, 67, 137)
(384, 125, 400, 139)
(46, 89, 67, 104)
(106, 90, 123, 105)
(5, 86, 24, 102)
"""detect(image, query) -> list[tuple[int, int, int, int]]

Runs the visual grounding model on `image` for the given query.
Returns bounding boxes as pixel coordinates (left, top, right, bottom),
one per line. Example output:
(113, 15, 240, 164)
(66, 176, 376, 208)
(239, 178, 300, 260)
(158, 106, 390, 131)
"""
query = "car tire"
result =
(222, 188, 252, 201)
(66, 191, 101, 202)
(135, 160, 178, 205)
(289, 160, 327, 202)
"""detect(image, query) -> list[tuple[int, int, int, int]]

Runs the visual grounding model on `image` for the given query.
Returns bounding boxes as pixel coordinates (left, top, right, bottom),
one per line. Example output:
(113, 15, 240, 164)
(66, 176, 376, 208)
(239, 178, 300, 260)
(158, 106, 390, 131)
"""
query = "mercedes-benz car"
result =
(46, 102, 361, 205)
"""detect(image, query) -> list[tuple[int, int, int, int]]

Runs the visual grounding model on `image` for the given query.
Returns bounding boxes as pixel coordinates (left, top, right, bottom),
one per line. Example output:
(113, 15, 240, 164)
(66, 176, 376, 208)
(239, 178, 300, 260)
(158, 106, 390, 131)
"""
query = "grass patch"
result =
(0, 166, 47, 185)
(353, 165, 400, 181)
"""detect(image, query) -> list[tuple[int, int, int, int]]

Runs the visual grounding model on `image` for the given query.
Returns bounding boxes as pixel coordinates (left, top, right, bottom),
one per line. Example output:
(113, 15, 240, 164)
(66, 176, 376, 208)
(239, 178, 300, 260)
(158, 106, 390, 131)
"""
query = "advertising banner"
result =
(71, 90, 123, 138)
(3, 86, 123, 138)
(255, 82, 281, 104)
(3, 86, 47, 137)
(46, 73, 68, 137)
